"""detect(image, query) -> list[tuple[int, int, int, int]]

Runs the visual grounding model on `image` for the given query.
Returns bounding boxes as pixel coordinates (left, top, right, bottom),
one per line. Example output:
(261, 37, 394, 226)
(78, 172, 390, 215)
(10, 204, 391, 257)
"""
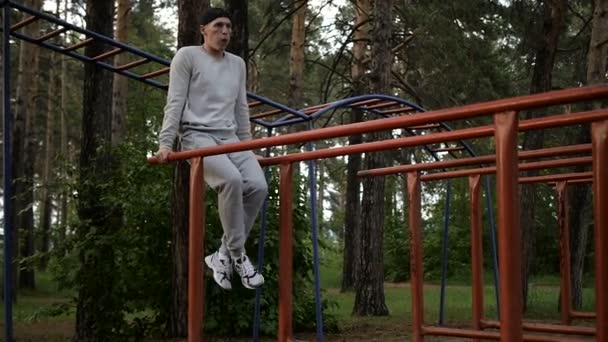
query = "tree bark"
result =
(111, 0, 131, 145)
(58, 0, 70, 252)
(75, 0, 117, 339)
(342, 0, 370, 293)
(225, 0, 249, 64)
(12, 0, 42, 291)
(353, 0, 391, 316)
(567, 0, 608, 309)
(519, 0, 566, 312)
(288, 0, 306, 109)
(168, 0, 209, 337)
(40, 45, 57, 268)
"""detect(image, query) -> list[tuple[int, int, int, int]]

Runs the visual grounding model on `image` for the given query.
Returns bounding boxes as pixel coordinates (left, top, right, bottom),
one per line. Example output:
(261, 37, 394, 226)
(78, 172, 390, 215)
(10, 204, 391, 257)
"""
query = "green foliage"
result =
(203, 170, 338, 336)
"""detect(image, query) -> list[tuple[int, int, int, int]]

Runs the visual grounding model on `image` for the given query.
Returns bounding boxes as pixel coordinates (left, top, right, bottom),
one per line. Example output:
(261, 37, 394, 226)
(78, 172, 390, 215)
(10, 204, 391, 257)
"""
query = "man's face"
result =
(201, 17, 232, 52)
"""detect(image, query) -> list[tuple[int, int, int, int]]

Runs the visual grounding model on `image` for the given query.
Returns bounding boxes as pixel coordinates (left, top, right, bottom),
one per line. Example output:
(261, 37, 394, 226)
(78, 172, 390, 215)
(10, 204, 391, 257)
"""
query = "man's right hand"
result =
(155, 147, 171, 163)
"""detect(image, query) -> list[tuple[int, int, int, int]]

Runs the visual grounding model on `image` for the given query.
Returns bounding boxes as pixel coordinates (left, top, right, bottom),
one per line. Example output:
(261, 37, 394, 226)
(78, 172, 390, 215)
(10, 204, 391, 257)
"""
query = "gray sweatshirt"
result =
(158, 46, 251, 150)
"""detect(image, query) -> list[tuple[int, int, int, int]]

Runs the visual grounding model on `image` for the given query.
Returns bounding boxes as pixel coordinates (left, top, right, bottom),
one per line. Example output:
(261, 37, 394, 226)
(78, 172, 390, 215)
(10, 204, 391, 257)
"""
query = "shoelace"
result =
(238, 255, 256, 276)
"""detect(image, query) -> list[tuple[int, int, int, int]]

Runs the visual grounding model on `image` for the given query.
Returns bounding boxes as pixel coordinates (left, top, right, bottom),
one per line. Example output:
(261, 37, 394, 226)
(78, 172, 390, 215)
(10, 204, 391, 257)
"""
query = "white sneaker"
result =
(204, 251, 233, 290)
(233, 254, 264, 289)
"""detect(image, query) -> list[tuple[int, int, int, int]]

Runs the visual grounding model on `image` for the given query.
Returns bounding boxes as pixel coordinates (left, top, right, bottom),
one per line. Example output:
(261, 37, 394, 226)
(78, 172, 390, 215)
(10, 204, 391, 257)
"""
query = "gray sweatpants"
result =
(181, 131, 268, 259)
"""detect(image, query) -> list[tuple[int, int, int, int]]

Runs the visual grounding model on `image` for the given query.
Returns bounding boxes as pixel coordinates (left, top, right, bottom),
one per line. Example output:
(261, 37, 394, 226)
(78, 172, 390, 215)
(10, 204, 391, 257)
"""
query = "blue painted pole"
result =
(306, 121, 324, 342)
(483, 176, 501, 318)
(438, 179, 451, 325)
(253, 127, 273, 342)
(3, 2, 15, 341)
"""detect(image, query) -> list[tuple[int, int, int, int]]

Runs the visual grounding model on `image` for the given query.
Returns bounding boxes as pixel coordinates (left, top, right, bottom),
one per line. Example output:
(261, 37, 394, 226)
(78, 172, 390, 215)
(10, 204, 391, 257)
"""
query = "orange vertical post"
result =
(278, 162, 294, 342)
(556, 181, 572, 325)
(494, 111, 523, 342)
(407, 171, 424, 342)
(188, 157, 205, 342)
(592, 120, 608, 342)
(469, 174, 484, 340)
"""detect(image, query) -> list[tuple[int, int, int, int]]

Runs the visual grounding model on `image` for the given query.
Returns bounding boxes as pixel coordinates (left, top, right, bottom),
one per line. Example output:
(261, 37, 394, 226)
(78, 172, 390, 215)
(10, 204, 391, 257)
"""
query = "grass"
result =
(0, 258, 599, 340)
(318, 250, 597, 330)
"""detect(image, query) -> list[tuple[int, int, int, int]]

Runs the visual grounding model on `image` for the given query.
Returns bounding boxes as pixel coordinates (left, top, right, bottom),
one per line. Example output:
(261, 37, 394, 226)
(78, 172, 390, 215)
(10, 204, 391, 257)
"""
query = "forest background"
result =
(0, 0, 606, 340)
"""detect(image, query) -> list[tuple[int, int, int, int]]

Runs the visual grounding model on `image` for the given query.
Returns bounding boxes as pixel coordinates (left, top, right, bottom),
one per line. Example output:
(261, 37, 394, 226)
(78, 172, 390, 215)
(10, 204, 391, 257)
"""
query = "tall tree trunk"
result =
(112, 0, 131, 145)
(75, 0, 118, 339)
(168, 0, 209, 337)
(519, 0, 566, 312)
(342, 0, 370, 293)
(12, 0, 42, 291)
(353, 0, 391, 316)
(40, 46, 57, 268)
(288, 0, 306, 109)
(567, 0, 608, 309)
(58, 0, 70, 252)
(225, 0, 248, 64)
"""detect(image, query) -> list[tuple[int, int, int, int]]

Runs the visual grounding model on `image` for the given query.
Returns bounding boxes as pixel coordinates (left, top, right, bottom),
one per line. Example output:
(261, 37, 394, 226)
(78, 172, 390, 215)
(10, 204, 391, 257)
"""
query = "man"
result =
(155, 8, 266, 290)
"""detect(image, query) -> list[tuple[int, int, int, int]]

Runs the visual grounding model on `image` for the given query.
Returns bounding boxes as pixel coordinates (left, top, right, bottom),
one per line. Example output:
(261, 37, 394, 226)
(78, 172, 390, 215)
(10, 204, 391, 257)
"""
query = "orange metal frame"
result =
(148, 85, 608, 342)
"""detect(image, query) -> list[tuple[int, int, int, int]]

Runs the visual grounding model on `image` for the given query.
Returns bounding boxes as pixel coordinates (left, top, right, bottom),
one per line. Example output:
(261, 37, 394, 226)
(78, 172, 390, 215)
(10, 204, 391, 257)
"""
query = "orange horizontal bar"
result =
(520, 172, 593, 184)
(408, 124, 441, 130)
(147, 85, 608, 165)
(359, 144, 590, 177)
(141, 67, 170, 79)
(92, 47, 123, 61)
(10, 16, 39, 31)
(571, 310, 596, 319)
(481, 320, 596, 336)
(418, 156, 591, 182)
(247, 101, 264, 108)
(550, 178, 593, 186)
(35, 27, 68, 42)
(363, 101, 399, 110)
(115, 58, 149, 71)
(382, 106, 416, 115)
(422, 326, 583, 342)
(63, 38, 94, 52)
(431, 146, 465, 153)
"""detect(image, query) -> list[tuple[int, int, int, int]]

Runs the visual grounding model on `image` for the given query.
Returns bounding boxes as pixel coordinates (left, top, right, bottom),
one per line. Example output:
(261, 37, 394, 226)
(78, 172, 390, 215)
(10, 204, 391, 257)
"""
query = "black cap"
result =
(201, 8, 231, 26)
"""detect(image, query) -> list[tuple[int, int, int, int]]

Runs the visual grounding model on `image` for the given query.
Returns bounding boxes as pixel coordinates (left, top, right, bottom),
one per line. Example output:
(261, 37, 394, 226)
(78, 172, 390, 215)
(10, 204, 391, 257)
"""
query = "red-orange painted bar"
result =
(407, 123, 442, 130)
(519, 172, 593, 184)
(469, 175, 484, 342)
(364, 101, 399, 110)
(561, 178, 593, 185)
(247, 101, 263, 108)
(494, 111, 523, 341)
(571, 310, 596, 319)
(431, 146, 465, 153)
(592, 120, 608, 342)
(556, 182, 573, 325)
(481, 320, 595, 336)
(358, 144, 591, 178)
(278, 163, 294, 342)
(141, 67, 170, 79)
(417, 156, 592, 182)
(91, 47, 123, 61)
(422, 326, 586, 341)
(149, 86, 608, 164)
(115, 58, 149, 71)
(381, 106, 416, 115)
(35, 27, 68, 42)
(10, 15, 39, 31)
(255, 108, 607, 167)
(407, 172, 424, 342)
(188, 158, 205, 342)
(63, 38, 94, 52)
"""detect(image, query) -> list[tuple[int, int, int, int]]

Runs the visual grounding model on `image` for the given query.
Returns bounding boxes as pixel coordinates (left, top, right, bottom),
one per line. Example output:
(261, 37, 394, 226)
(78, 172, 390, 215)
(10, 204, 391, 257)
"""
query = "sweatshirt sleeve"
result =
(158, 48, 191, 150)
(234, 58, 252, 142)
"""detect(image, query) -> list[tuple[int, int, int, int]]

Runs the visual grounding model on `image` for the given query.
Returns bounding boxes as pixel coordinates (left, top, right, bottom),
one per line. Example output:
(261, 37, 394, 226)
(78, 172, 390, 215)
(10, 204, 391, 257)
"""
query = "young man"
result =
(155, 8, 266, 290)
